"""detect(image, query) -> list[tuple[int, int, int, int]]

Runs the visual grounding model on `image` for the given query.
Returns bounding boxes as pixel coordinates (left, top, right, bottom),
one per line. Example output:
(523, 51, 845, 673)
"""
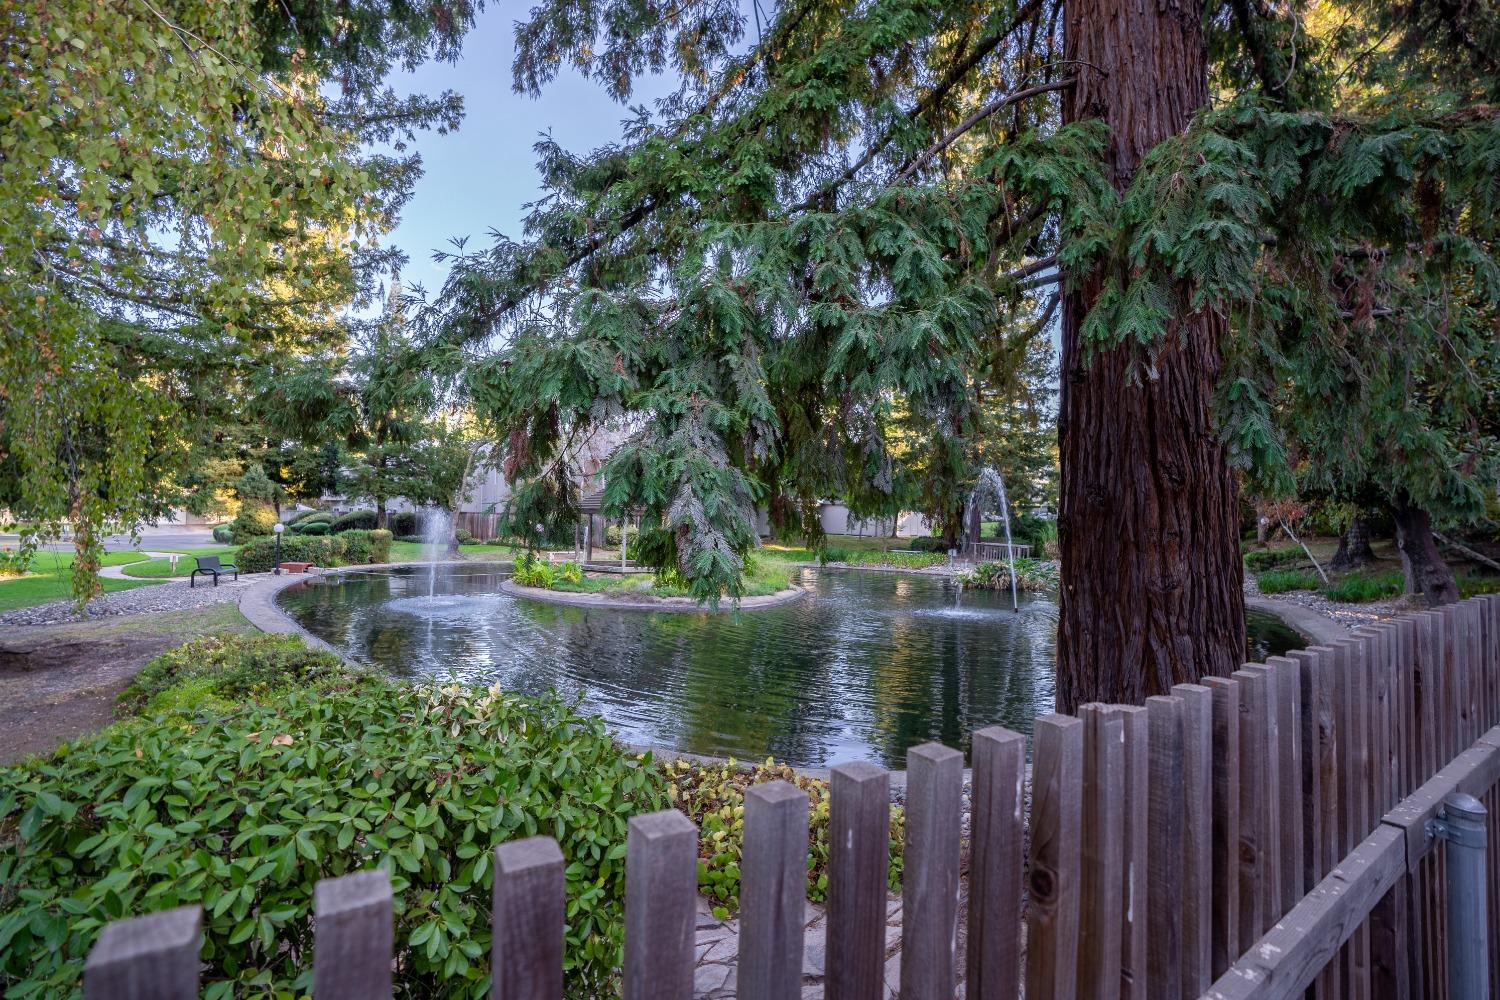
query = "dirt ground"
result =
(0, 603, 254, 764)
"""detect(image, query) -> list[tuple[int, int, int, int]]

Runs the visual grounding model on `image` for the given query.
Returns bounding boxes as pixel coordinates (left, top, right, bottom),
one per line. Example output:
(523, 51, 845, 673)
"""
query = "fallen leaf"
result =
(245, 731, 262, 742)
(270, 734, 294, 746)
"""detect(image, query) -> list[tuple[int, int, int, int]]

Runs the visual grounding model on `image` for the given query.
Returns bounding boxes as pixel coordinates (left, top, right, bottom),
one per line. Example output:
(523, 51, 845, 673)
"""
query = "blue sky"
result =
(379, 6, 679, 297)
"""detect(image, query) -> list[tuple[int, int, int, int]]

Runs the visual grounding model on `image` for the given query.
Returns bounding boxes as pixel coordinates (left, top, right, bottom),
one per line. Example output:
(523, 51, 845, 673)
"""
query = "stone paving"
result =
(692, 895, 912, 999)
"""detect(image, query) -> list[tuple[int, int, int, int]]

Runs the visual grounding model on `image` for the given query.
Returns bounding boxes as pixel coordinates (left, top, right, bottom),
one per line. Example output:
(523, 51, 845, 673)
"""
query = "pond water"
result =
(278, 564, 1304, 769)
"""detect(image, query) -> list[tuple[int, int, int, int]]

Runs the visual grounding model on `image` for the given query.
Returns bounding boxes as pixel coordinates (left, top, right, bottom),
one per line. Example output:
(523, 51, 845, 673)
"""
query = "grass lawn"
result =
(0, 551, 157, 613)
(120, 546, 239, 578)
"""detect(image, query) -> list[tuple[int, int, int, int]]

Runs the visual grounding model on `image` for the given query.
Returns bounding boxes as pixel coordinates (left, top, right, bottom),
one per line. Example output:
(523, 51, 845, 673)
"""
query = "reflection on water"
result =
(278, 565, 1303, 768)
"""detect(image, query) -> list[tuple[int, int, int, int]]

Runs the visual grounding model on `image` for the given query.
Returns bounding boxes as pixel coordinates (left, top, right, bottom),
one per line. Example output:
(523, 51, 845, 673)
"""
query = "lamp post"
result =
(273, 522, 284, 575)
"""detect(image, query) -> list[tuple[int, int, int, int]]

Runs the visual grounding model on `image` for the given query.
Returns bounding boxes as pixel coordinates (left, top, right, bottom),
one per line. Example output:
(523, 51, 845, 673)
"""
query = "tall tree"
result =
(1054, 0, 1245, 706)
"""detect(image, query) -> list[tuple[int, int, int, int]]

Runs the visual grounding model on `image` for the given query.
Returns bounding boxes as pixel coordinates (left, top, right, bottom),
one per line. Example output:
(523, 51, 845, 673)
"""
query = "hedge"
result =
(390, 512, 418, 536)
(337, 529, 392, 565)
(235, 534, 346, 573)
(331, 509, 377, 532)
(0, 658, 668, 995)
(297, 521, 329, 536)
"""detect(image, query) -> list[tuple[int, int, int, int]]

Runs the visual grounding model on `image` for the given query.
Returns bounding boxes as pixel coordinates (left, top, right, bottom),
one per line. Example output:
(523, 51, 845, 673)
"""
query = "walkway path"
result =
(98, 552, 180, 579)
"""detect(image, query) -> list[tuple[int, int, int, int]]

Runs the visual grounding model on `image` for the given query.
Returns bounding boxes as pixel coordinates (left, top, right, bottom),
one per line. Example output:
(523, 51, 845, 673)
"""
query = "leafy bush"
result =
(236, 534, 345, 573)
(289, 513, 334, 534)
(1459, 575, 1500, 597)
(1245, 546, 1305, 571)
(330, 509, 377, 532)
(817, 546, 851, 566)
(1005, 514, 1057, 552)
(229, 504, 278, 543)
(394, 534, 426, 543)
(285, 509, 327, 526)
(662, 757, 902, 918)
(298, 521, 330, 536)
(211, 526, 234, 544)
(0, 549, 33, 578)
(1320, 571, 1403, 603)
(1257, 569, 1321, 593)
(336, 529, 393, 566)
(907, 536, 949, 553)
(117, 634, 349, 716)
(604, 524, 638, 547)
(391, 512, 418, 537)
(0, 682, 669, 996)
(511, 552, 556, 588)
(455, 528, 476, 545)
(555, 560, 583, 585)
(959, 557, 1059, 592)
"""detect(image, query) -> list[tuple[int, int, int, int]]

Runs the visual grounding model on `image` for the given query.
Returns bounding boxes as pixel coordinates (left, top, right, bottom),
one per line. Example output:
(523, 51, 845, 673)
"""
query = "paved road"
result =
(0, 527, 218, 553)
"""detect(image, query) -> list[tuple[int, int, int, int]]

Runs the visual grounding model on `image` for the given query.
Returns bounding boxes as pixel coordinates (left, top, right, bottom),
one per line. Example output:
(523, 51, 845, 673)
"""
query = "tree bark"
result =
(1329, 515, 1376, 571)
(1391, 494, 1458, 606)
(1055, 0, 1245, 711)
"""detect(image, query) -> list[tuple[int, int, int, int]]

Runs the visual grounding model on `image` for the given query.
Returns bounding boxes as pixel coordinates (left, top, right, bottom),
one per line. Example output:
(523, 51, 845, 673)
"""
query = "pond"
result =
(278, 564, 1304, 769)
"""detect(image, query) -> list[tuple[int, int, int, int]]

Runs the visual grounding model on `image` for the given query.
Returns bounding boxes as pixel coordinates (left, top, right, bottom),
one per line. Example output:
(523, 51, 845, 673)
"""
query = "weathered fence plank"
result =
(314, 869, 393, 1000)
(901, 743, 963, 1000)
(1173, 682, 1214, 998)
(624, 810, 698, 1000)
(84, 905, 201, 1000)
(826, 761, 890, 1000)
(1112, 704, 1151, 1000)
(492, 837, 565, 1000)
(1026, 714, 1083, 1000)
(1146, 694, 1185, 1000)
(1078, 704, 1124, 1000)
(966, 726, 1024, 1000)
(1232, 667, 1268, 950)
(740, 781, 810, 1000)
(1202, 675, 1241, 979)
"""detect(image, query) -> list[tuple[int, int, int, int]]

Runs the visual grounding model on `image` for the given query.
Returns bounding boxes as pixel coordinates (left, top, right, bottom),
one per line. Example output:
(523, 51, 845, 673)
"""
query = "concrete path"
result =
(98, 552, 181, 579)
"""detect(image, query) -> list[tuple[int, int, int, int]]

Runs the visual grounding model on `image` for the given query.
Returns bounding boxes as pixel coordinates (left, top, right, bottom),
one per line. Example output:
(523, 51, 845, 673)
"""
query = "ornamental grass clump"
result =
(661, 757, 904, 919)
(0, 675, 669, 997)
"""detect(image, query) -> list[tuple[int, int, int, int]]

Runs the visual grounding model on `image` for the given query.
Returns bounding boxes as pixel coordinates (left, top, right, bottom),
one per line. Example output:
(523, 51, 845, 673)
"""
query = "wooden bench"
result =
(279, 561, 313, 573)
(189, 554, 238, 588)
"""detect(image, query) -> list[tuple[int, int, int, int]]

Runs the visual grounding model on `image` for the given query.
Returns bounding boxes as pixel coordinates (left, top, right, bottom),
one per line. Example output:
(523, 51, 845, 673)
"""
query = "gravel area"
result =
(0, 576, 262, 627)
(1243, 573, 1411, 631)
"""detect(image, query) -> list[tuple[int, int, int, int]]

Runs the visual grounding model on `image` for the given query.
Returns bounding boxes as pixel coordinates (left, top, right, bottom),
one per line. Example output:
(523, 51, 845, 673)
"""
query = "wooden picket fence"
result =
(81, 596, 1500, 999)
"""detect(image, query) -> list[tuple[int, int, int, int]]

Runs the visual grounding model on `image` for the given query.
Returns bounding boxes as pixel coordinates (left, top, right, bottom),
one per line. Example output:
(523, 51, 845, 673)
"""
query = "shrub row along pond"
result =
(0, 634, 903, 996)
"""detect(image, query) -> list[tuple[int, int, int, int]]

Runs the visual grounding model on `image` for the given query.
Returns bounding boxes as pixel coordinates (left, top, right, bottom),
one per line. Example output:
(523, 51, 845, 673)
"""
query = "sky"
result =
(376, 6, 681, 298)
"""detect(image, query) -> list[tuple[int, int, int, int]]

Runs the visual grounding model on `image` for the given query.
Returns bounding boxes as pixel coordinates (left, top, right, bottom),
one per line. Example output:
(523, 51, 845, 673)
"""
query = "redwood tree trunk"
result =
(1391, 494, 1458, 606)
(1055, 0, 1245, 711)
(1329, 515, 1376, 571)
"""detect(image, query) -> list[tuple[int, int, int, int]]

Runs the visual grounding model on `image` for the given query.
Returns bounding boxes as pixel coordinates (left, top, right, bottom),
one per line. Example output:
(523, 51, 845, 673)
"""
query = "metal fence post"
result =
(1430, 791, 1489, 1000)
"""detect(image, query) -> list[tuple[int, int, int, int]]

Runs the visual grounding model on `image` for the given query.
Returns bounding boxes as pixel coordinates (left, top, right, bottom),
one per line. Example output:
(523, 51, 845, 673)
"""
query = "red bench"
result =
(278, 562, 314, 573)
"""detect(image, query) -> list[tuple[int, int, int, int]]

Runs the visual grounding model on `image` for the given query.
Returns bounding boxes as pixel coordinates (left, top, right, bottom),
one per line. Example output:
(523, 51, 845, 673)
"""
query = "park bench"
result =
(189, 554, 239, 588)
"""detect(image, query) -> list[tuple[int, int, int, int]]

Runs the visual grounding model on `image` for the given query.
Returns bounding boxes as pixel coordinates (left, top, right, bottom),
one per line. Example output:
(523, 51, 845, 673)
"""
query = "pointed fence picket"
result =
(80, 596, 1500, 1000)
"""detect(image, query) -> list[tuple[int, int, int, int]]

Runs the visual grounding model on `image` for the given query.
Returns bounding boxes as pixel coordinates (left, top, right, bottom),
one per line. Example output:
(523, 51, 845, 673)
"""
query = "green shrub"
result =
(908, 536, 949, 553)
(1320, 571, 1403, 602)
(0, 682, 668, 996)
(368, 529, 392, 563)
(286, 509, 328, 526)
(331, 509, 377, 532)
(1459, 575, 1500, 598)
(229, 504, 278, 543)
(236, 534, 345, 573)
(211, 526, 234, 544)
(0, 549, 33, 577)
(604, 524, 638, 547)
(299, 521, 330, 536)
(455, 528, 476, 545)
(555, 560, 583, 585)
(289, 513, 334, 534)
(394, 534, 426, 543)
(662, 757, 902, 917)
(390, 512, 418, 536)
(511, 552, 556, 588)
(117, 634, 349, 716)
(1257, 569, 1322, 593)
(817, 546, 851, 565)
(960, 557, 1059, 592)
(1245, 547, 1304, 572)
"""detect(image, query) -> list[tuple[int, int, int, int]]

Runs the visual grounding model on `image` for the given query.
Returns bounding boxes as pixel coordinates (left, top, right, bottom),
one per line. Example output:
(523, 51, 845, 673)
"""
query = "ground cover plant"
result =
(661, 757, 903, 918)
(817, 548, 947, 571)
(0, 639, 671, 997)
(511, 553, 794, 599)
(1256, 569, 1324, 595)
(958, 558, 1060, 593)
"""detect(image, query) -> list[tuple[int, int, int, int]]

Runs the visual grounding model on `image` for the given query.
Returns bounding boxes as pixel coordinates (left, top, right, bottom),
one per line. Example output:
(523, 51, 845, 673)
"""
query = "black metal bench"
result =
(189, 554, 239, 588)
